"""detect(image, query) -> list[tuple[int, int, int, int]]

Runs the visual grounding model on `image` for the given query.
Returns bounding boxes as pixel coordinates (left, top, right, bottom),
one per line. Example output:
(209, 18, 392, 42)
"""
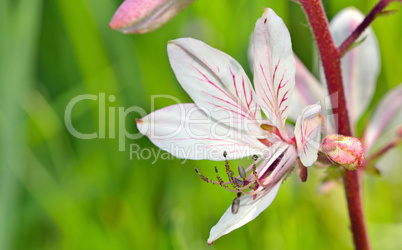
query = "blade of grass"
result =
(0, 0, 43, 248)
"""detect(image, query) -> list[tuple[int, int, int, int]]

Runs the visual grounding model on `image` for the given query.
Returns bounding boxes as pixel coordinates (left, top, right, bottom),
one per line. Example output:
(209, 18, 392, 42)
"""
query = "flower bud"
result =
(109, 0, 196, 34)
(321, 134, 364, 171)
(397, 126, 402, 137)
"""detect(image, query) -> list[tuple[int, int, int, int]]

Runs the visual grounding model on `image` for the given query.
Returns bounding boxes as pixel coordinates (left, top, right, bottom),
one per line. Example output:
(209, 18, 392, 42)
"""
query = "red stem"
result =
(338, 0, 396, 55)
(360, 137, 402, 170)
(298, 0, 370, 249)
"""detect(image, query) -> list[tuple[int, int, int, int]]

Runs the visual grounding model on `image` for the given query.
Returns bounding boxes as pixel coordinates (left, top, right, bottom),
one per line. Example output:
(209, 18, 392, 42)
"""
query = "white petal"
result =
(364, 84, 402, 152)
(330, 7, 380, 133)
(252, 8, 296, 137)
(168, 38, 263, 137)
(294, 104, 322, 166)
(137, 103, 266, 160)
(207, 145, 298, 244)
(207, 178, 282, 245)
(289, 57, 326, 121)
(109, 0, 195, 34)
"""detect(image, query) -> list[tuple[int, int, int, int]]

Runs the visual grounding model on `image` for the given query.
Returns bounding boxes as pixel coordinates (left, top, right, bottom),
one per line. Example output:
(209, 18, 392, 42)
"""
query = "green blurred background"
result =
(1, 0, 401, 249)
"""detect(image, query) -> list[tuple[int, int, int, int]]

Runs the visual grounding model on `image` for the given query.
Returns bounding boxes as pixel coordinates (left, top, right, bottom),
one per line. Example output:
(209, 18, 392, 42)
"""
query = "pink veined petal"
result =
(207, 181, 282, 245)
(364, 83, 402, 152)
(252, 8, 296, 138)
(207, 145, 298, 244)
(168, 38, 263, 137)
(109, 0, 195, 34)
(288, 56, 326, 121)
(329, 7, 380, 134)
(137, 103, 266, 161)
(294, 104, 322, 167)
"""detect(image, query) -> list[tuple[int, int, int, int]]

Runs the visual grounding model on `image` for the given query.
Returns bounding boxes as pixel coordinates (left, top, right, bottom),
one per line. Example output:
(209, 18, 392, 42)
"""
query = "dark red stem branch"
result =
(338, 0, 397, 55)
(361, 136, 402, 170)
(298, 0, 370, 249)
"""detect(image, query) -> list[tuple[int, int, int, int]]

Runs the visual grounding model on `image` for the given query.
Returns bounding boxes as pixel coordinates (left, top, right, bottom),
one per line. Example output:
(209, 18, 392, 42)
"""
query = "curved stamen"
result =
(195, 148, 295, 196)
(195, 167, 240, 193)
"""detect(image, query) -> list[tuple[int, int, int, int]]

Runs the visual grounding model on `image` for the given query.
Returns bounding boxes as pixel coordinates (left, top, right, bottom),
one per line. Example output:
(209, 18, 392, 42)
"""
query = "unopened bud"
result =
(397, 126, 402, 137)
(321, 134, 364, 171)
(109, 0, 196, 34)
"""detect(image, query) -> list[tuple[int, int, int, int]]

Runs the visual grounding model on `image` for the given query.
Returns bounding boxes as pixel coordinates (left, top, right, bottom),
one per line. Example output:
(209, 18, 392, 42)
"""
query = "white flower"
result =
(137, 8, 322, 244)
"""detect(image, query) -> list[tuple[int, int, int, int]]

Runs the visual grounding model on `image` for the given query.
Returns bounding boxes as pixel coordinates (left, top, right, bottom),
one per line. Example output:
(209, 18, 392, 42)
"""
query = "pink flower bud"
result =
(109, 0, 196, 34)
(397, 126, 402, 137)
(321, 134, 364, 171)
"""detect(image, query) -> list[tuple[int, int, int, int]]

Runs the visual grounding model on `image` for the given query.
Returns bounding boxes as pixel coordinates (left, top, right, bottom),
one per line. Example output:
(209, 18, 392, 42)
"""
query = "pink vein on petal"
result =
(202, 91, 255, 122)
(280, 105, 288, 116)
(248, 89, 253, 108)
(279, 88, 290, 108)
(307, 126, 317, 138)
(193, 66, 231, 98)
(174, 138, 234, 143)
(193, 66, 253, 118)
(205, 143, 245, 148)
(230, 68, 254, 116)
(231, 69, 240, 100)
(276, 70, 287, 99)
(259, 63, 275, 99)
(209, 102, 250, 120)
(263, 98, 277, 117)
(254, 102, 258, 116)
(202, 91, 238, 109)
(272, 57, 281, 87)
(242, 76, 249, 107)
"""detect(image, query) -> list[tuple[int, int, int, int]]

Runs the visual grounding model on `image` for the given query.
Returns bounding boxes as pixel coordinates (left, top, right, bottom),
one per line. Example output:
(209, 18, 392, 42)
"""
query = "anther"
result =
(252, 155, 258, 161)
(223, 151, 227, 158)
(238, 165, 246, 179)
(231, 196, 240, 214)
(235, 178, 244, 187)
(228, 170, 235, 183)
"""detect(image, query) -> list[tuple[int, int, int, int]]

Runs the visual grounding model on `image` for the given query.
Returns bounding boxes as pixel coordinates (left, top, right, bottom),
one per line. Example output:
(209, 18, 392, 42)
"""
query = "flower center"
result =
(195, 150, 286, 214)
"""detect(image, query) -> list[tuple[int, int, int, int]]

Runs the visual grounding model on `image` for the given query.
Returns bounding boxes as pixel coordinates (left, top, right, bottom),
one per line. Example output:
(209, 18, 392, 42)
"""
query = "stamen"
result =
(228, 170, 235, 183)
(195, 167, 240, 193)
(238, 165, 246, 179)
(224, 152, 231, 176)
(195, 167, 214, 184)
(195, 152, 275, 196)
(223, 152, 240, 189)
(214, 166, 225, 186)
(235, 178, 244, 186)
(231, 193, 241, 214)
(252, 161, 265, 187)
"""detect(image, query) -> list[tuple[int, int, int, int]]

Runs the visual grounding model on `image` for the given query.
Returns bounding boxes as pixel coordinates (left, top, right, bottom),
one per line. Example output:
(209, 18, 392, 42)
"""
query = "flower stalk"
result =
(338, 0, 398, 55)
(298, 0, 371, 249)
